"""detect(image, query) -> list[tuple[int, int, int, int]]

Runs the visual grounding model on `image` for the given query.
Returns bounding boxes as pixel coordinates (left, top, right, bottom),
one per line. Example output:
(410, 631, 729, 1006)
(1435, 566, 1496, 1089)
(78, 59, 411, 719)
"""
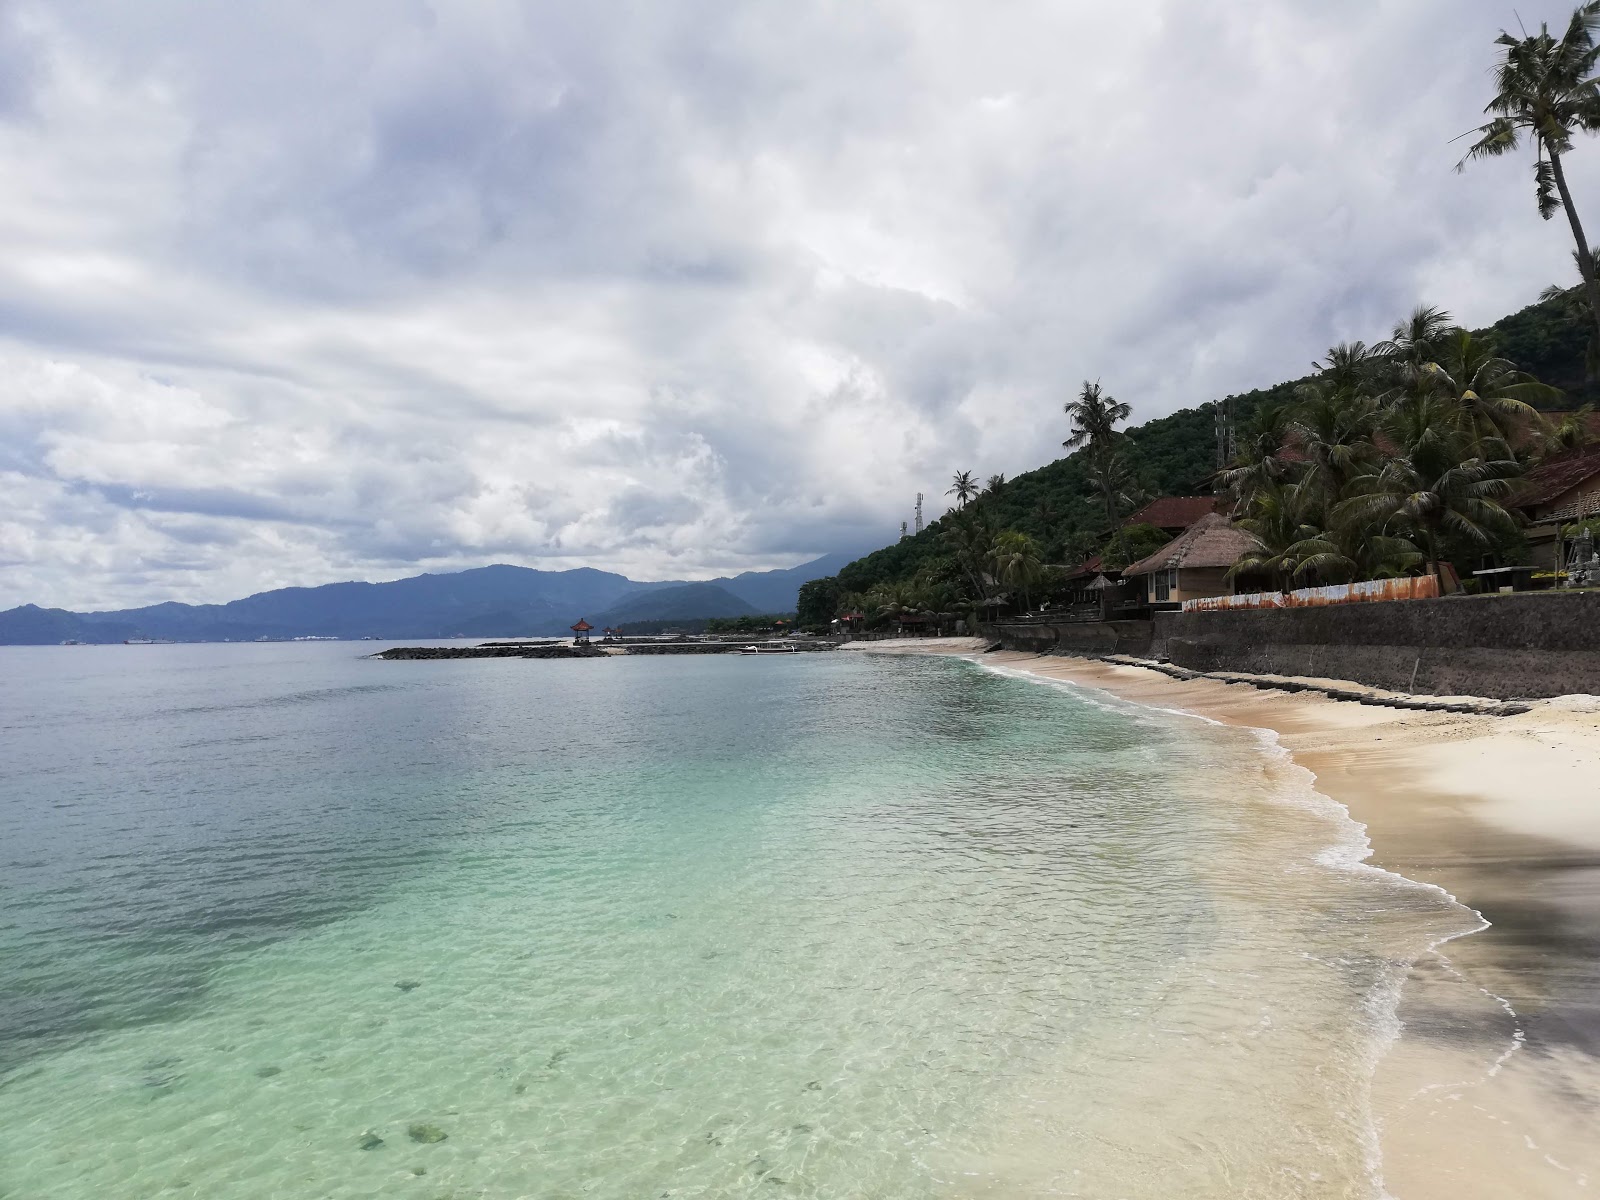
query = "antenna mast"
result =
(914, 493, 924, 534)
(1214, 397, 1236, 475)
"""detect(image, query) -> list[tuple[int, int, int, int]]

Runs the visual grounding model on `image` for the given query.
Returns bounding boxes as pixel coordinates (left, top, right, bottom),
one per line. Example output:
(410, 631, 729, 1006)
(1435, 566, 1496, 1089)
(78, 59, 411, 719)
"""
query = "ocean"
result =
(0, 643, 1476, 1198)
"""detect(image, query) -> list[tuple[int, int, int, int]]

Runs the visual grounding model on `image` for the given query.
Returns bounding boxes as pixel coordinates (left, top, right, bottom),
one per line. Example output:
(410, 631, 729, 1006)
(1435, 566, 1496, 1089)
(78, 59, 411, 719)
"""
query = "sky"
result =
(1, 0, 1595, 611)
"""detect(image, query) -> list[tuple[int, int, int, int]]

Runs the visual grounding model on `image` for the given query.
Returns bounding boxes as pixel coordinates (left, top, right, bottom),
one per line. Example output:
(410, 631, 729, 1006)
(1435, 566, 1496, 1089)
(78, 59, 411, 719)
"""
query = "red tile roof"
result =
(1124, 495, 1220, 530)
(1512, 444, 1600, 511)
(1059, 554, 1104, 581)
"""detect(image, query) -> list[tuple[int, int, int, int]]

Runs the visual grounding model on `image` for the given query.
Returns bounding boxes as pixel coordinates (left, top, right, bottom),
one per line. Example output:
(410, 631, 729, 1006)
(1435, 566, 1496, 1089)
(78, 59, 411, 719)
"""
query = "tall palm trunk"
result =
(1549, 148, 1600, 348)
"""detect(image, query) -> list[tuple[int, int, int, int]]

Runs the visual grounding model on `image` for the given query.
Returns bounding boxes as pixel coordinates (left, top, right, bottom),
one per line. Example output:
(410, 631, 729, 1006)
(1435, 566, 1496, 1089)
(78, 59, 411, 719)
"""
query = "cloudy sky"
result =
(0, 0, 1592, 611)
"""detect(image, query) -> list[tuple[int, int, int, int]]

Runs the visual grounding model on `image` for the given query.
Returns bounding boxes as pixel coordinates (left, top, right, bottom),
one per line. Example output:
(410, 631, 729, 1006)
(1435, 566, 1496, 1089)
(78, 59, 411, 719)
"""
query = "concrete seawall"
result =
(991, 591, 1600, 700)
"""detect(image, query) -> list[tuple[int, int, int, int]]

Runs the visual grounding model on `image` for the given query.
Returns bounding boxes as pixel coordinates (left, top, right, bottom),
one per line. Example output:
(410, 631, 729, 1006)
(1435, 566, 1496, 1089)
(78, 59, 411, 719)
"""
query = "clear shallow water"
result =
(0, 643, 1475, 1198)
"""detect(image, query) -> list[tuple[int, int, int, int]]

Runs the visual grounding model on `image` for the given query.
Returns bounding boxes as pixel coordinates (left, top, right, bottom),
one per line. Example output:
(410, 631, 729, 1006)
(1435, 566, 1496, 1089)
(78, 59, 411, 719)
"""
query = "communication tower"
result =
(1214, 397, 1237, 473)
(914, 493, 925, 534)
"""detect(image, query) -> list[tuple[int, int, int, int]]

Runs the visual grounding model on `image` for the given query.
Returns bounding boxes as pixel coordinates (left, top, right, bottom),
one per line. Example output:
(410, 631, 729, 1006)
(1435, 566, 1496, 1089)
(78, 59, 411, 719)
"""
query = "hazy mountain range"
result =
(0, 553, 860, 644)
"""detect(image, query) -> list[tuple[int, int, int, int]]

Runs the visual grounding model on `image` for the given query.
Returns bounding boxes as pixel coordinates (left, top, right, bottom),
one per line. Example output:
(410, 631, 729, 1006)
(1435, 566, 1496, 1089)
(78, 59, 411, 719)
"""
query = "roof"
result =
(1124, 495, 1221, 530)
(1121, 512, 1263, 577)
(570, 618, 594, 631)
(1059, 554, 1104, 582)
(1511, 443, 1600, 511)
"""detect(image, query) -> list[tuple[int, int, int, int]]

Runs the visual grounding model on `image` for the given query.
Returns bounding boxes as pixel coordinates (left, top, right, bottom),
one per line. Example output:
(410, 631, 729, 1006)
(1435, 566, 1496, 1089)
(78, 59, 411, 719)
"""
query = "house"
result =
(1123, 495, 1223, 536)
(1509, 444, 1600, 570)
(1120, 512, 1264, 606)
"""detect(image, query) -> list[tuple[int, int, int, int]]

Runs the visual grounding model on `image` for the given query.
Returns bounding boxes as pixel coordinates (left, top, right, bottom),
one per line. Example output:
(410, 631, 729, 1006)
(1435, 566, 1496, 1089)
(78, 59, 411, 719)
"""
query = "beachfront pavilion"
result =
(1120, 512, 1265, 607)
(570, 618, 594, 644)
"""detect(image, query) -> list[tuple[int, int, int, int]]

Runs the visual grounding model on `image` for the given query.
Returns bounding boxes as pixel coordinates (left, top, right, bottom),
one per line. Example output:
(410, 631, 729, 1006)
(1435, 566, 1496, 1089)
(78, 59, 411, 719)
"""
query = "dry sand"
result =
(846, 638, 1600, 1199)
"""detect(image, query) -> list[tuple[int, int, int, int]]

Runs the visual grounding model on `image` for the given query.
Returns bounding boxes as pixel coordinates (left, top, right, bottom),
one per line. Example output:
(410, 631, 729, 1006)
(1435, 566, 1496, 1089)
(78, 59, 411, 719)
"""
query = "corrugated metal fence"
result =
(1182, 575, 1440, 612)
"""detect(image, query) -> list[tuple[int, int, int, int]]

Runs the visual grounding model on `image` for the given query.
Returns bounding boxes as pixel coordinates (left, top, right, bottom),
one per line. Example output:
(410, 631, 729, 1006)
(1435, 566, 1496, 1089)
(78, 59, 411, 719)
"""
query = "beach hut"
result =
(1120, 513, 1264, 607)
(570, 618, 594, 645)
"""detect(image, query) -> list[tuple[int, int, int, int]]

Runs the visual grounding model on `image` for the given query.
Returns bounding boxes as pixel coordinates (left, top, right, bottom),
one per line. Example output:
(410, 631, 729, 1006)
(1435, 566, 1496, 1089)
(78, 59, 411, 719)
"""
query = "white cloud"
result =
(0, 0, 1591, 608)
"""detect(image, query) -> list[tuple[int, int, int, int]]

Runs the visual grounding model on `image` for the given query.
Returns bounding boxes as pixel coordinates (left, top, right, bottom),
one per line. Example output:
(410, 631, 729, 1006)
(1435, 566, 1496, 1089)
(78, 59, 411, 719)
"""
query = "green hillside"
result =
(800, 289, 1593, 626)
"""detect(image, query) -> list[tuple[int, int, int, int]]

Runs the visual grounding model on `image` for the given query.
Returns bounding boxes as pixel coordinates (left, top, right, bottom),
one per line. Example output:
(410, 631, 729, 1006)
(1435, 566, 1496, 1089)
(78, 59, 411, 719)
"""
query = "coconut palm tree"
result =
(941, 507, 998, 602)
(1374, 305, 1456, 393)
(990, 531, 1043, 612)
(1286, 525, 1423, 586)
(1458, 3, 1600, 348)
(1084, 448, 1137, 528)
(1219, 401, 1298, 509)
(1338, 399, 1523, 593)
(1287, 384, 1380, 517)
(1550, 402, 1598, 449)
(1226, 482, 1305, 592)
(1063, 380, 1132, 452)
(1419, 327, 1559, 454)
(946, 470, 979, 508)
(984, 473, 1007, 498)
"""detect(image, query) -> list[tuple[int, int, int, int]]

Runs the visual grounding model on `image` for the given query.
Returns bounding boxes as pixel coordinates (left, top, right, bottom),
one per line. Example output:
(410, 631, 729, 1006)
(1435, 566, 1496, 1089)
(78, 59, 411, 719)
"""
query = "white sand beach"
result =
(848, 638, 1600, 1200)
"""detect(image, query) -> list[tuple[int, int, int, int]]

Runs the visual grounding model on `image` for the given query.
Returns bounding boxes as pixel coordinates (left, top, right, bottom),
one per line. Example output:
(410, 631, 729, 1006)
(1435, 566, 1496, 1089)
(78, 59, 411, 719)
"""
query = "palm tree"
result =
(1338, 399, 1523, 593)
(1287, 383, 1380, 516)
(941, 508, 998, 603)
(1226, 482, 1305, 592)
(1374, 305, 1456, 393)
(1420, 327, 1559, 454)
(1458, 3, 1600, 348)
(990, 531, 1044, 612)
(1286, 524, 1423, 585)
(946, 470, 979, 508)
(984, 473, 1007, 497)
(1218, 401, 1298, 509)
(1032, 497, 1061, 538)
(1063, 380, 1131, 452)
(1316, 341, 1377, 394)
(1550, 402, 1598, 449)
(1084, 448, 1137, 527)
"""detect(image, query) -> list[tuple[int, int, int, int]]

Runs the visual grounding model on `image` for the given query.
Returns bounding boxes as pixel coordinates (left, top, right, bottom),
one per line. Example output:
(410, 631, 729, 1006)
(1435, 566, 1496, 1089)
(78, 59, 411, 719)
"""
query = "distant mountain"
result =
(0, 552, 860, 644)
(711, 551, 863, 613)
(590, 583, 757, 629)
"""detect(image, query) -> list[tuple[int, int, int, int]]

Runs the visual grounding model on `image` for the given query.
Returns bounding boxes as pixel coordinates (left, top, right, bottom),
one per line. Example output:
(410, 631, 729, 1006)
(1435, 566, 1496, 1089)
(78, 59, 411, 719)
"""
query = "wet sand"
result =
(847, 638, 1600, 1199)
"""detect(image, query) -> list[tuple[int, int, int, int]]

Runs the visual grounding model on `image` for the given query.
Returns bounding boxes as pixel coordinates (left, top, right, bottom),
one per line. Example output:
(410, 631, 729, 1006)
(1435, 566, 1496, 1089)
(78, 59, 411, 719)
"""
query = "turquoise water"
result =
(0, 644, 1473, 1198)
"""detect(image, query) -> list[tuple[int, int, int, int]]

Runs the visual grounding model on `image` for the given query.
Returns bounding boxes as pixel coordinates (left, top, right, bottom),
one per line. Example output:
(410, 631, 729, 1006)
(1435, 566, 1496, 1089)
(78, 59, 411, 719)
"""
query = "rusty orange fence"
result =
(1182, 575, 1440, 613)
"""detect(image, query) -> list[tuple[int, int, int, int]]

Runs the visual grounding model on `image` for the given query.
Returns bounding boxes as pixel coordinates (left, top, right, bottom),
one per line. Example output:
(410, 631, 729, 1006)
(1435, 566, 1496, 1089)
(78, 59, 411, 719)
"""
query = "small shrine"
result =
(570, 617, 594, 645)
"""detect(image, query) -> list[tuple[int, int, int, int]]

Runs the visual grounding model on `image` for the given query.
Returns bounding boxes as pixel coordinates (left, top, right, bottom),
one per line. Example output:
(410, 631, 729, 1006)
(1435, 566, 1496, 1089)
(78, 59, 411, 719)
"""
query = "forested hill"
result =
(821, 288, 1595, 603)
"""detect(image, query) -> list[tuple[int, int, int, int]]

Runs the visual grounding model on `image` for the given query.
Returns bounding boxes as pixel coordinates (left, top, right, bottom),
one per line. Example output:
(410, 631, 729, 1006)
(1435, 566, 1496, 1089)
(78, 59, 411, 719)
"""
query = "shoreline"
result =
(847, 638, 1600, 1199)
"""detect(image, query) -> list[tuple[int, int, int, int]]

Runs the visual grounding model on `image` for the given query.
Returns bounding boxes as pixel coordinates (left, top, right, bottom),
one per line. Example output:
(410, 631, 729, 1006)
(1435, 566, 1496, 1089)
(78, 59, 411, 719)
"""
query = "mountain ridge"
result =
(0, 552, 864, 644)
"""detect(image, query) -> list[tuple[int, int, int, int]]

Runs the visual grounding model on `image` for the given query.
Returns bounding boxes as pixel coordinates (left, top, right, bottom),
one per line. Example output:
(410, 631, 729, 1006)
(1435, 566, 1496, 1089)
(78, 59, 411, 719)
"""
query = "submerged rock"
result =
(358, 1130, 385, 1151)
(254, 1066, 282, 1078)
(395, 980, 422, 992)
(410, 1166, 427, 1176)
(408, 1123, 448, 1144)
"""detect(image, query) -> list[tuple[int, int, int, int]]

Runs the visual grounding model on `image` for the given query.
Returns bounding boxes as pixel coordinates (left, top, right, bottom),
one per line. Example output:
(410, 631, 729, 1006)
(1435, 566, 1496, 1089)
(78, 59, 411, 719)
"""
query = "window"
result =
(1154, 569, 1173, 602)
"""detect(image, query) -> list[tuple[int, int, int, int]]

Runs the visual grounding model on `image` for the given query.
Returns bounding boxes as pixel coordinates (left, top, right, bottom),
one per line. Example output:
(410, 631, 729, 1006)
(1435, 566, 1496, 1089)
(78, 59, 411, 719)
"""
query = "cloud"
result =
(0, 0, 1589, 608)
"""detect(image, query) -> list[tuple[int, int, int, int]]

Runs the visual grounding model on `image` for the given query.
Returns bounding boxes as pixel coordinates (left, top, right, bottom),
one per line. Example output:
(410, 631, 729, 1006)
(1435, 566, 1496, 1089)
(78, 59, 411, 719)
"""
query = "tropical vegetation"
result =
(793, 5, 1600, 633)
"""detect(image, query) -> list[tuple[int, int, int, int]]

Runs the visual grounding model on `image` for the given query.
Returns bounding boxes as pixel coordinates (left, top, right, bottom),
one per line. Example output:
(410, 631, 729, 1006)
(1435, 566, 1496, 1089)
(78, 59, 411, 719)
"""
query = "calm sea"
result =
(0, 643, 1474, 1198)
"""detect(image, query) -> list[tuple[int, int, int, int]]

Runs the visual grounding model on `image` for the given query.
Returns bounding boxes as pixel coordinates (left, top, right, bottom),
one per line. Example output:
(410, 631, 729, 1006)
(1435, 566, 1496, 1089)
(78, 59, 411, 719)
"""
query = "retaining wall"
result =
(1149, 591, 1600, 699)
(985, 620, 1154, 658)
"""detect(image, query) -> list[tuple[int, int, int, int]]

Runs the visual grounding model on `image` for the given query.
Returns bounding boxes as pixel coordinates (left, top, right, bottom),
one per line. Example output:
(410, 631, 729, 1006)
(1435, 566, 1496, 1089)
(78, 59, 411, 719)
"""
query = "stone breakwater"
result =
(374, 643, 606, 660)
(374, 640, 843, 660)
